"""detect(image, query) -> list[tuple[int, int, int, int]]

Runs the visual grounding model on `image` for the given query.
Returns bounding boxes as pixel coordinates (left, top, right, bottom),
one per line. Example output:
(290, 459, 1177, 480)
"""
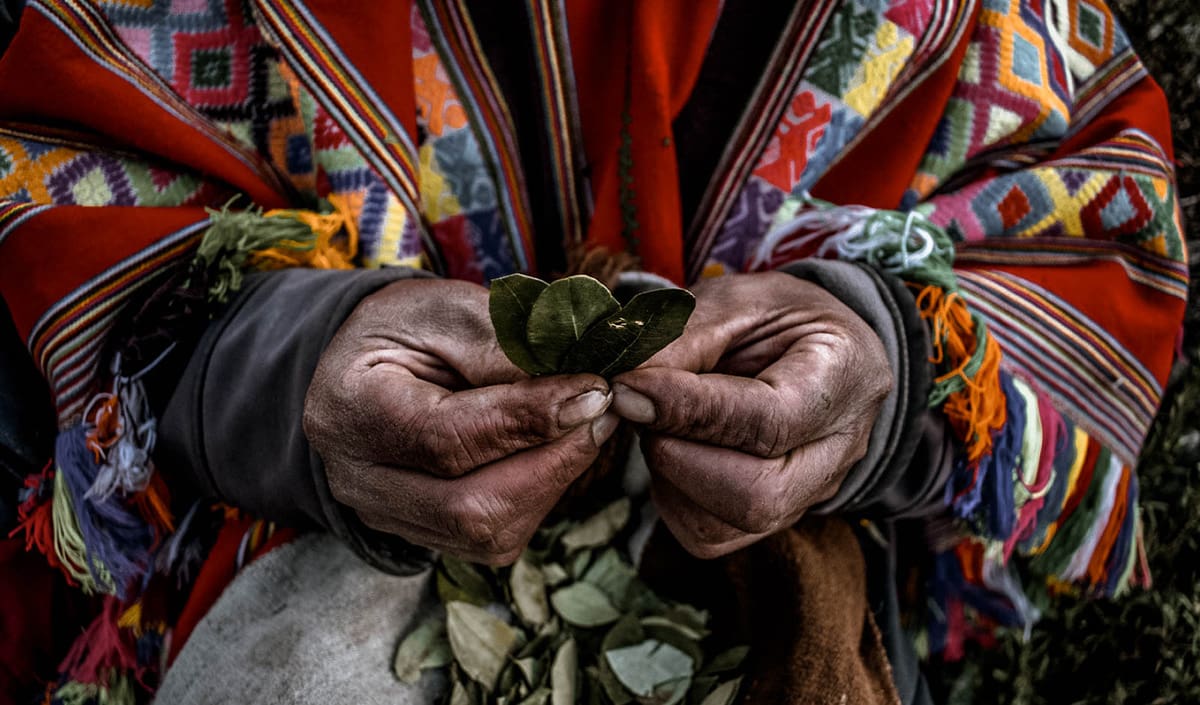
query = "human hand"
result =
(304, 278, 619, 565)
(611, 272, 891, 558)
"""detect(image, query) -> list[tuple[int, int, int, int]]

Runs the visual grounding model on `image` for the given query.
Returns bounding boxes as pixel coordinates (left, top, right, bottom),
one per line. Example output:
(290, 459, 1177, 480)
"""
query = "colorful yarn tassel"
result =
(53, 426, 154, 598)
(195, 193, 360, 304)
(9, 461, 62, 572)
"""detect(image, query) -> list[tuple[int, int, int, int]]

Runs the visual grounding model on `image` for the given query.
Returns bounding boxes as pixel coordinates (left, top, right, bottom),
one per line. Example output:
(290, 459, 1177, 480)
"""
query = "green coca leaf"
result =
(445, 601, 520, 691)
(550, 582, 622, 628)
(604, 640, 694, 702)
(489, 274, 551, 376)
(697, 678, 742, 705)
(511, 555, 550, 627)
(392, 614, 452, 684)
(561, 288, 695, 377)
(561, 498, 632, 553)
(526, 275, 620, 371)
(550, 638, 578, 705)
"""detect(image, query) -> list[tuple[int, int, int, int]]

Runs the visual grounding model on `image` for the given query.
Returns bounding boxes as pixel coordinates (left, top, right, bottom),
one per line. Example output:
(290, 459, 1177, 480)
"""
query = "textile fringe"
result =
(249, 192, 360, 271)
(9, 461, 61, 572)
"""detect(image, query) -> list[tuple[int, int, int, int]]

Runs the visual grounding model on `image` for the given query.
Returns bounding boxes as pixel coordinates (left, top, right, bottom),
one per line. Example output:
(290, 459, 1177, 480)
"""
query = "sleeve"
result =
(782, 259, 955, 519)
(752, 0, 1186, 657)
(154, 268, 435, 575)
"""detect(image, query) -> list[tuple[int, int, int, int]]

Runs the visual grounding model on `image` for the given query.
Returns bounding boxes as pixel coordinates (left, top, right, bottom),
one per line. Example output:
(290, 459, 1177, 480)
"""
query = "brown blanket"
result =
(642, 516, 901, 705)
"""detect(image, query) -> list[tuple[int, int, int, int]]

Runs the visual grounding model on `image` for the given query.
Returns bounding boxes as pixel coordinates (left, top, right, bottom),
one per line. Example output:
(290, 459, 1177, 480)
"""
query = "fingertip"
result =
(611, 382, 657, 424)
(590, 412, 619, 446)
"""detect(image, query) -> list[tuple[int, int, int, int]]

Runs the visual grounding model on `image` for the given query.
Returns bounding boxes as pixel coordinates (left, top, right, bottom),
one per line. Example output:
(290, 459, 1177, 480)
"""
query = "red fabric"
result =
(0, 9, 288, 211)
(0, 206, 209, 344)
(567, 0, 722, 283)
(294, 0, 419, 147)
(955, 256, 1186, 392)
(0, 537, 92, 705)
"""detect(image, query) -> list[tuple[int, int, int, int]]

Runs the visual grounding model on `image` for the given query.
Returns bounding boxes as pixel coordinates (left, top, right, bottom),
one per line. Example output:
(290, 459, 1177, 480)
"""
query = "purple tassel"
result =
(56, 425, 154, 599)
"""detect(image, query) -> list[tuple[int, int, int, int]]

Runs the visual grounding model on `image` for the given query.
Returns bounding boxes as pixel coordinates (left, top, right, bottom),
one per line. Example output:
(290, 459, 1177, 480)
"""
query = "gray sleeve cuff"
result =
(780, 259, 952, 518)
(157, 267, 435, 575)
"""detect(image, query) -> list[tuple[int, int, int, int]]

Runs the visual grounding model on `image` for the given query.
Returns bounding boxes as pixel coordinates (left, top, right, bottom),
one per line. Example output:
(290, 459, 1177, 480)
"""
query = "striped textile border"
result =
(27, 220, 207, 423)
(954, 238, 1189, 300)
(684, 0, 836, 281)
(252, 0, 442, 270)
(419, 0, 537, 273)
(525, 0, 589, 247)
(33, 0, 293, 198)
(956, 268, 1163, 465)
(1049, 132, 1178, 180)
(1065, 50, 1147, 141)
(0, 201, 50, 248)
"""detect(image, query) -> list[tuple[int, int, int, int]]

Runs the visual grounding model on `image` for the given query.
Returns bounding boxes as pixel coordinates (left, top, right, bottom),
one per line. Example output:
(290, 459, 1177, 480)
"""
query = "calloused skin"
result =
(304, 272, 891, 565)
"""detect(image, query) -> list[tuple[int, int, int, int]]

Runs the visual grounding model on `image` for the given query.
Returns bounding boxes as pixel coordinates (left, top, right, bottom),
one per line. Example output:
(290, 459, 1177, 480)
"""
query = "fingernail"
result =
(591, 412, 619, 446)
(558, 389, 611, 428)
(612, 383, 656, 424)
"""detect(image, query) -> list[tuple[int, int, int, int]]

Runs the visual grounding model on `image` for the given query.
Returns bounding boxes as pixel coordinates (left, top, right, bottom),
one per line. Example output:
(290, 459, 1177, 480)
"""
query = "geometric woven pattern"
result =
(0, 136, 209, 208)
(98, 0, 305, 176)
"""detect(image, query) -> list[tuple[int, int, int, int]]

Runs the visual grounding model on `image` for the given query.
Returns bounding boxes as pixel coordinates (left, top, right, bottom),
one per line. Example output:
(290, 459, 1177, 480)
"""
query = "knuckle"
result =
(445, 494, 501, 551)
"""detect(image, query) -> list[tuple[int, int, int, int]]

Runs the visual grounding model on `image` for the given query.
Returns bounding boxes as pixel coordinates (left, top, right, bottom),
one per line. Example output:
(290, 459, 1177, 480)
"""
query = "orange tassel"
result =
(249, 192, 360, 271)
(912, 284, 1006, 462)
(85, 394, 121, 463)
(132, 473, 175, 546)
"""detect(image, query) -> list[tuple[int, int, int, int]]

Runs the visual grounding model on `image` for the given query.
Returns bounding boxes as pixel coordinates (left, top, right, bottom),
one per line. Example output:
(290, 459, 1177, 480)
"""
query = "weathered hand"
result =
(611, 272, 891, 558)
(304, 279, 618, 565)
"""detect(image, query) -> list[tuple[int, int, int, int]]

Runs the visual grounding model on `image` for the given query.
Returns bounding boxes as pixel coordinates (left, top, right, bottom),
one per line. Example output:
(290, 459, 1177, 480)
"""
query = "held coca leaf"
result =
(526, 275, 620, 371)
(489, 274, 551, 376)
(561, 288, 695, 376)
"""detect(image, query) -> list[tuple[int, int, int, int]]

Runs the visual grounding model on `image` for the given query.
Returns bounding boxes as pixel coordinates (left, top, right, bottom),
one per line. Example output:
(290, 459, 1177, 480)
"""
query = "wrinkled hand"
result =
(304, 279, 618, 565)
(611, 272, 891, 558)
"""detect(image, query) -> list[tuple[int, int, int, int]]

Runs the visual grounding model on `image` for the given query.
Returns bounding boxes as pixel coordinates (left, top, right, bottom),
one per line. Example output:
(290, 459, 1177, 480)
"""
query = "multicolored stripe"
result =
(27, 219, 207, 423)
(525, 0, 590, 247)
(684, 0, 838, 281)
(417, 0, 538, 273)
(956, 267, 1163, 465)
(252, 0, 441, 270)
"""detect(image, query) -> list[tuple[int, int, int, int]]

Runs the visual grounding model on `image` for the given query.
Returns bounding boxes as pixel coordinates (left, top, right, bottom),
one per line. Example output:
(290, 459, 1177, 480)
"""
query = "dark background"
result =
(938, 1, 1200, 703)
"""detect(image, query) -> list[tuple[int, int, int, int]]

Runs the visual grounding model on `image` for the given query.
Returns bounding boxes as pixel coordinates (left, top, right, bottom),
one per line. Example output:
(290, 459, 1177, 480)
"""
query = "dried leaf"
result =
(561, 288, 695, 376)
(515, 656, 545, 689)
(449, 676, 471, 705)
(562, 498, 632, 553)
(641, 616, 705, 642)
(517, 687, 552, 705)
(700, 646, 749, 676)
(604, 640, 695, 700)
(591, 664, 635, 705)
(526, 275, 620, 371)
(542, 563, 569, 586)
(582, 548, 639, 609)
(393, 614, 452, 684)
(441, 556, 495, 606)
(446, 601, 520, 691)
(511, 556, 550, 627)
(550, 582, 622, 628)
(697, 678, 742, 705)
(640, 621, 704, 667)
(490, 274, 552, 376)
(550, 638, 578, 705)
(568, 548, 593, 579)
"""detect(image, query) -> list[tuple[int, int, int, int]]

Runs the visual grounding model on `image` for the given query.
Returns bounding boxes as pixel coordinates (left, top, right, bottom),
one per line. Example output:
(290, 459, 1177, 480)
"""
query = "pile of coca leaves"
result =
(393, 498, 748, 705)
